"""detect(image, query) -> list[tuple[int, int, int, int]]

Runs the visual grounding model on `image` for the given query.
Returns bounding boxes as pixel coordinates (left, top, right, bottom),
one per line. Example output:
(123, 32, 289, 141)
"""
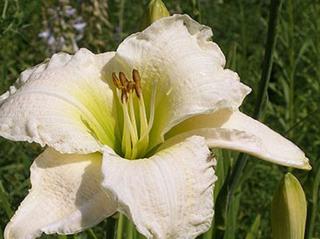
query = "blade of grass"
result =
(245, 215, 261, 239)
(0, 180, 13, 219)
(1, 0, 8, 19)
(88, 228, 98, 239)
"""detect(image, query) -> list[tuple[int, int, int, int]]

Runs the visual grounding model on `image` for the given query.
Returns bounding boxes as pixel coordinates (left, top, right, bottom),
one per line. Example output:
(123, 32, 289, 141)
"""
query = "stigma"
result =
(112, 70, 155, 159)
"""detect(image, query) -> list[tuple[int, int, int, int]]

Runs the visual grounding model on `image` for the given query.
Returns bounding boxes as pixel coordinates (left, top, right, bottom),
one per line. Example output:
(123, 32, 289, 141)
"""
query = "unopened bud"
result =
(142, 0, 170, 29)
(271, 173, 307, 239)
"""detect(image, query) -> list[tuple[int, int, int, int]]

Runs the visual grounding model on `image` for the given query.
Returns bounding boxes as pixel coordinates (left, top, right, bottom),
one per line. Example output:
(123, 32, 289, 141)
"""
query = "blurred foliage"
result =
(0, 0, 319, 238)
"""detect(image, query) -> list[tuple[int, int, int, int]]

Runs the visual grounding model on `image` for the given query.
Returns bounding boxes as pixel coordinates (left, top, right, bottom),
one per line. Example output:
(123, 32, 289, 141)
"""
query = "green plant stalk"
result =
(117, 0, 126, 42)
(126, 220, 134, 239)
(216, 0, 283, 237)
(203, 227, 213, 239)
(1, 0, 8, 19)
(88, 229, 98, 239)
(245, 214, 261, 239)
(253, 0, 283, 120)
(287, 0, 295, 134)
(305, 164, 320, 238)
(191, 0, 201, 22)
(116, 214, 125, 239)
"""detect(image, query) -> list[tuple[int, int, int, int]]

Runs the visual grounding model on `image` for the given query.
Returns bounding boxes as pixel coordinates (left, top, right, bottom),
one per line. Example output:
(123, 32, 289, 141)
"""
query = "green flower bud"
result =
(142, 0, 170, 28)
(271, 173, 307, 239)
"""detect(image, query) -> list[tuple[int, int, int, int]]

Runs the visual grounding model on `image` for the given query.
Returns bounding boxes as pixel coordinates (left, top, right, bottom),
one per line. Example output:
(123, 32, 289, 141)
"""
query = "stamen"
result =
(119, 72, 128, 87)
(132, 69, 142, 98)
(112, 73, 122, 89)
(111, 69, 156, 159)
(121, 90, 128, 103)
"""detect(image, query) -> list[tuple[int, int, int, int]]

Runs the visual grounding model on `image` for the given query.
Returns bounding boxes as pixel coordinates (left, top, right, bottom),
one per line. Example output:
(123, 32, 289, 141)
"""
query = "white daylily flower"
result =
(0, 14, 310, 239)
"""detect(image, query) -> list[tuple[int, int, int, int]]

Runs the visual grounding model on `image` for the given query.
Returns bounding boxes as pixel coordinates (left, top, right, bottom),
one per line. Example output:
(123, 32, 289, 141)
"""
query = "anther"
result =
(112, 72, 122, 89)
(132, 69, 142, 98)
(119, 72, 128, 88)
(127, 81, 135, 92)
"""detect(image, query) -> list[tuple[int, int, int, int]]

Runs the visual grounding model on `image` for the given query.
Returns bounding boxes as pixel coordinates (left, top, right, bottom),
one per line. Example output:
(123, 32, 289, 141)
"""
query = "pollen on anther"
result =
(132, 69, 142, 98)
(112, 70, 143, 103)
(119, 72, 128, 87)
(112, 72, 122, 89)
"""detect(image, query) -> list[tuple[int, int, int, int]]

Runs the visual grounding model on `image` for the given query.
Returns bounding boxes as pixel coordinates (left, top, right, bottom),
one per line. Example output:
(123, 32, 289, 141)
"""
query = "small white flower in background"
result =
(65, 5, 76, 17)
(0, 15, 310, 239)
(73, 19, 87, 32)
(38, 30, 50, 39)
(39, 4, 86, 54)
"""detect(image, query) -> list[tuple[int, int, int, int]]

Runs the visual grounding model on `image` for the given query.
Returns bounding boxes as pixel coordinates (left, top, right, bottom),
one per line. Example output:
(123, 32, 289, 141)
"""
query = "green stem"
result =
(253, 0, 283, 120)
(126, 220, 134, 239)
(202, 226, 213, 239)
(191, 0, 201, 22)
(116, 214, 125, 239)
(88, 229, 98, 239)
(216, 0, 283, 237)
(117, 0, 126, 42)
(1, 0, 8, 19)
(305, 164, 320, 238)
(231, 0, 283, 207)
(287, 0, 295, 133)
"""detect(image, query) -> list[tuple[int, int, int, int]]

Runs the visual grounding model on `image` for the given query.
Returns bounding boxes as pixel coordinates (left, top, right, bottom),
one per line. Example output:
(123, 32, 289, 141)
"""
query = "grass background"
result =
(0, 0, 319, 238)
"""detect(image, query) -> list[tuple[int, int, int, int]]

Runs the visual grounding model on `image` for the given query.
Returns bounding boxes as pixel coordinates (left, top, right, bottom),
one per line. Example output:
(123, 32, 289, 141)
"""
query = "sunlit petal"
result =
(105, 14, 251, 150)
(101, 136, 217, 239)
(163, 110, 310, 169)
(4, 149, 116, 239)
(0, 49, 116, 154)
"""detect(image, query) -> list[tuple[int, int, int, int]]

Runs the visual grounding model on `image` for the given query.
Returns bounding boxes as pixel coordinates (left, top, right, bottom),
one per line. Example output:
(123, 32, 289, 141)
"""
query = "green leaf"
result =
(245, 214, 261, 239)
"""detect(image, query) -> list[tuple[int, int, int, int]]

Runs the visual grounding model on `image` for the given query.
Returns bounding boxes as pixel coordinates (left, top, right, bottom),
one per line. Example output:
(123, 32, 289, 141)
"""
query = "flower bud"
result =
(142, 0, 170, 28)
(271, 173, 307, 239)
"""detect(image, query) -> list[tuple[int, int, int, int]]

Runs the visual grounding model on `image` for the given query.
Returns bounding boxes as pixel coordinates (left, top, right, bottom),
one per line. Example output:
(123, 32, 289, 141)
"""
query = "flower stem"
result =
(305, 164, 320, 238)
(126, 220, 134, 239)
(215, 0, 283, 236)
(252, 0, 283, 120)
(116, 214, 125, 239)
(233, 0, 283, 194)
(88, 229, 98, 239)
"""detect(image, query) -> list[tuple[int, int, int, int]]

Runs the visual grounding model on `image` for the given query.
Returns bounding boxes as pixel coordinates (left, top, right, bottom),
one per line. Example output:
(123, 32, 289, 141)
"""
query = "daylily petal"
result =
(5, 149, 116, 239)
(101, 136, 217, 239)
(105, 14, 251, 150)
(0, 49, 116, 154)
(163, 110, 310, 170)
